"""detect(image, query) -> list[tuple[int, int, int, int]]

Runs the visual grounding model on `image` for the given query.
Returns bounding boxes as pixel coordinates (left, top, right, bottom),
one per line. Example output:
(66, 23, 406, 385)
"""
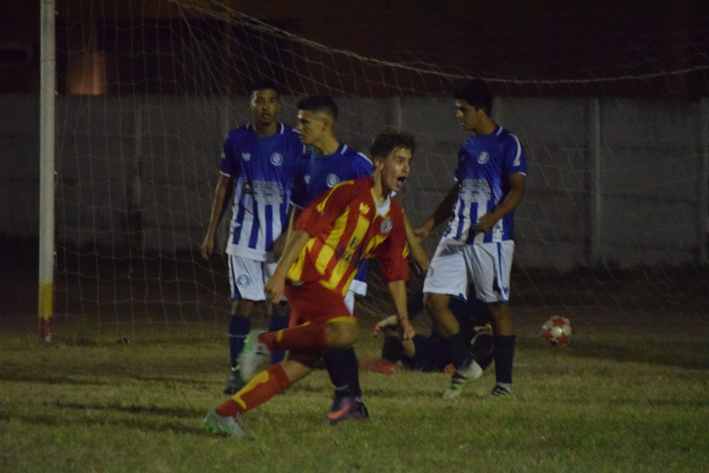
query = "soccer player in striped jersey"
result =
(290, 95, 373, 420)
(203, 131, 416, 436)
(201, 80, 303, 396)
(416, 78, 527, 399)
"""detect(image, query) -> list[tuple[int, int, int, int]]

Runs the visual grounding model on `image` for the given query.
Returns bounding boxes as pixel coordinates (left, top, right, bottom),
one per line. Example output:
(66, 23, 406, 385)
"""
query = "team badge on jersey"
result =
(304, 174, 311, 184)
(477, 151, 490, 164)
(270, 153, 284, 166)
(242, 152, 251, 162)
(380, 216, 392, 234)
(236, 274, 251, 288)
(326, 173, 340, 187)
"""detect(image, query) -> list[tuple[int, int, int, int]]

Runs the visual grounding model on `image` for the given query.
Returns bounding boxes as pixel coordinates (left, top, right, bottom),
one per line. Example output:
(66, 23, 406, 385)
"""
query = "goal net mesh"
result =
(53, 0, 709, 340)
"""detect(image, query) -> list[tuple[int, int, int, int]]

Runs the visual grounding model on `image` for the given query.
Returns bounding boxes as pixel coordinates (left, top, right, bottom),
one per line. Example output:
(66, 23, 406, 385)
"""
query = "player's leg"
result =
(263, 257, 290, 364)
(469, 241, 516, 397)
(323, 289, 364, 422)
(205, 350, 319, 435)
(424, 241, 483, 398)
(224, 255, 259, 394)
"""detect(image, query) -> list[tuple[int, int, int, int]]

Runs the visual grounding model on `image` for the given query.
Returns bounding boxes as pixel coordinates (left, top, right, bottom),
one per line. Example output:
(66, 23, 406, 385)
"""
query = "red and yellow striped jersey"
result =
(287, 176, 409, 296)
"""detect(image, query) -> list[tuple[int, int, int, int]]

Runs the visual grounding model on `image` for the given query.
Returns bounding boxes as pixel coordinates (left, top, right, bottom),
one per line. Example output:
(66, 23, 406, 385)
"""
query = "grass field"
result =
(1, 309, 708, 473)
(2, 239, 708, 472)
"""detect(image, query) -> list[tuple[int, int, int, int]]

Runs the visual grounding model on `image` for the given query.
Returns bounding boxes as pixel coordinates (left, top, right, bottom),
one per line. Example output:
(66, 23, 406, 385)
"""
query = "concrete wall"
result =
(1, 94, 707, 270)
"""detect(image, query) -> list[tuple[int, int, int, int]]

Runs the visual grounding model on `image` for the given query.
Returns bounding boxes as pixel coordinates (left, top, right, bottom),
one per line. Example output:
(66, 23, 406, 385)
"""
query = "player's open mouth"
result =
(397, 176, 407, 185)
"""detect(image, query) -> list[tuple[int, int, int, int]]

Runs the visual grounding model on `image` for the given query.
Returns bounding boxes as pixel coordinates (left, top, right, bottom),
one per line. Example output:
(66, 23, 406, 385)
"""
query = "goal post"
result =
(39, 0, 56, 342)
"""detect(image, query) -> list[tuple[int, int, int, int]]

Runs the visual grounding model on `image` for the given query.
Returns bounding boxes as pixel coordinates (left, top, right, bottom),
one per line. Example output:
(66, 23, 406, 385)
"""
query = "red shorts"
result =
(284, 282, 353, 326)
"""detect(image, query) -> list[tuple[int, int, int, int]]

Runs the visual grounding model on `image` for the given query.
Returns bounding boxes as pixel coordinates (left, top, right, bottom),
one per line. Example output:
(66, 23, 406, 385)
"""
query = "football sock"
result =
(259, 321, 329, 352)
(381, 336, 404, 363)
(324, 346, 362, 400)
(216, 363, 292, 417)
(493, 335, 516, 384)
(228, 314, 251, 369)
(268, 314, 290, 364)
(440, 332, 474, 370)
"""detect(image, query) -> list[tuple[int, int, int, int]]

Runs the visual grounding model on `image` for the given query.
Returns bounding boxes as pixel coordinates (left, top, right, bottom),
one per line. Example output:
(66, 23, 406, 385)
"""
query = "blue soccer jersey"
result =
(290, 143, 373, 291)
(291, 143, 372, 208)
(443, 125, 527, 245)
(220, 122, 303, 261)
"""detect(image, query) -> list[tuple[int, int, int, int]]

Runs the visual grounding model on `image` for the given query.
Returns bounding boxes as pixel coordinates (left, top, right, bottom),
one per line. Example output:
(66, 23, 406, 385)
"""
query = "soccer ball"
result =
(541, 315, 572, 346)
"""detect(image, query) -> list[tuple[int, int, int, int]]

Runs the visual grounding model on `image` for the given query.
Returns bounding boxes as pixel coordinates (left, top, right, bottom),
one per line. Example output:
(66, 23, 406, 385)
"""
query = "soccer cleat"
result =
(490, 383, 513, 398)
(239, 330, 270, 382)
(203, 410, 246, 437)
(223, 369, 246, 395)
(442, 359, 483, 399)
(359, 357, 397, 374)
(327, 396, 367, 425)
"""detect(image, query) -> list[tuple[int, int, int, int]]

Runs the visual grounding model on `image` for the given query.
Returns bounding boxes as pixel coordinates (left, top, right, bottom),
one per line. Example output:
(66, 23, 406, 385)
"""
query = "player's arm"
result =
(201, 174, 234, 259)
(273, 205, 302, 256)
(414, 183, 459, 240)
(265, 228, 311, 304)
(473, 173, 526, 233)
(404, 212, 429, 274)
(386, 279, 415, 340)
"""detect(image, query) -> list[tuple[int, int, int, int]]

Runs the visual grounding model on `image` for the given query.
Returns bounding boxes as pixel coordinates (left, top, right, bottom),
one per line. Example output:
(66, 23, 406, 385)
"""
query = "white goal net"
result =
(52, 0, 709, 340)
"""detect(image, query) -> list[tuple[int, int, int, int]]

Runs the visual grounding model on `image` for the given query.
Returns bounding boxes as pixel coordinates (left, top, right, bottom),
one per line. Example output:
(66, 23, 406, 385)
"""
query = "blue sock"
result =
(228, 314, 251, 369)
(324, 347, 362, 399)
(493, 335, 516, 384)
(268, 314, 290, 364)
(440, 333, 473, 370)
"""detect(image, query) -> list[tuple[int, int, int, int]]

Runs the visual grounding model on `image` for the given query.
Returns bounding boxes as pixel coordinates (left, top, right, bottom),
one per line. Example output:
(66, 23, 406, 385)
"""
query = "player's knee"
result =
(325, 321, 359, 348)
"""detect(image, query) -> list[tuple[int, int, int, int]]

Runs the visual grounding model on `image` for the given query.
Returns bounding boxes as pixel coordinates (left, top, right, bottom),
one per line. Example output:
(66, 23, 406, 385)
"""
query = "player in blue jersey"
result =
(288, 95, 374, 423)
(416, 78, 526, 399)
(201, 80, 303, 395)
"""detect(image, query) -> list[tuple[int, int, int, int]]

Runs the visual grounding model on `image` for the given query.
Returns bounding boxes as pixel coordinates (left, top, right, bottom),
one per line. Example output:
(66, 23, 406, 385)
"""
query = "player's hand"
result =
(264, 273, 286, 304)
(473, 213, 498, 233)
(201, 236, 214, 260)
(397, 318, 415, 341)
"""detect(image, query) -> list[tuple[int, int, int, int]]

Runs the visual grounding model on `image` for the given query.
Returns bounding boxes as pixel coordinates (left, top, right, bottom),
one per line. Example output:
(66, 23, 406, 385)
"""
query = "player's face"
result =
(377, 147, 413, 194)
(296, 110, 328, 146)
(455, 99, 483, 133)
(249, 89, 280, 128)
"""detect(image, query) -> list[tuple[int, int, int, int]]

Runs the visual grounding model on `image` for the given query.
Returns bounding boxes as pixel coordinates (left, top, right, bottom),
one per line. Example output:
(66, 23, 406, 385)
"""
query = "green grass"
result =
(1, 322, 708, 473)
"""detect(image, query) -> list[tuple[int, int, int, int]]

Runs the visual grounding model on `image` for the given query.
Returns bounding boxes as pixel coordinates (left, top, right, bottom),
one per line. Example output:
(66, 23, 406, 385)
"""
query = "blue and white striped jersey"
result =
(220, 122, 303, 261)
(290, 143, 372, 209)
(443, 125, 527, 245)
(290, 143, 373, 289)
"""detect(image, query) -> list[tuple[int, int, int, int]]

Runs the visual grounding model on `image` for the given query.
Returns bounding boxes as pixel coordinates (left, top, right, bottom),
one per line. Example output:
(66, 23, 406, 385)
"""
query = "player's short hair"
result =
(247, 80, 281, 99)
(370, 130, 416, 159)
(453, 79, 493, 115)
(296, 95, 338, 121)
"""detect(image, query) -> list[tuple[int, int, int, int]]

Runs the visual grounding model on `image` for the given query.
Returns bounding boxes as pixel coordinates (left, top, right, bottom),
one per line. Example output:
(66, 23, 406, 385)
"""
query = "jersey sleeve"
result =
(502, 133, 527, 176)
(219, 130, 240, 178)
(374, 202, 410, 282)
(352, 153, 373, 179)
(293, 181, 356, 237)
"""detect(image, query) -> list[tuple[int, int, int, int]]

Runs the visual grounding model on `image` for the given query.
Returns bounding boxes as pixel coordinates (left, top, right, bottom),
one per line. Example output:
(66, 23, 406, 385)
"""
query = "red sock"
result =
(215, 364, 292, 417)
(259, 322, 329, 352)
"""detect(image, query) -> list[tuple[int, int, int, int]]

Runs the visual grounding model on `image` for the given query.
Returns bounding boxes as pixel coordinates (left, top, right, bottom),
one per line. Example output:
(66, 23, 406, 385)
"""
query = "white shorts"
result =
(227, 253, 279, 302)
(423, 240, 514, 303)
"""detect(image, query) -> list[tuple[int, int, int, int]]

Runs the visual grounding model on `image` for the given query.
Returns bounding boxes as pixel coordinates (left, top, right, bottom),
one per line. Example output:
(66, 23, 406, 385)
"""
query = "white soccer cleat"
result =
(239, 330, 270, 382)
(203, 410, 246, 437)
(442, 360, 483, 399)
(372, 315, 398, 337)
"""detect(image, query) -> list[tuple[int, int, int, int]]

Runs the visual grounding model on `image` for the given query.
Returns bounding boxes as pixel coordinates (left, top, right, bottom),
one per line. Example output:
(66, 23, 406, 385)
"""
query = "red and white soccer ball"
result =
(541, 315, 572, 346)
